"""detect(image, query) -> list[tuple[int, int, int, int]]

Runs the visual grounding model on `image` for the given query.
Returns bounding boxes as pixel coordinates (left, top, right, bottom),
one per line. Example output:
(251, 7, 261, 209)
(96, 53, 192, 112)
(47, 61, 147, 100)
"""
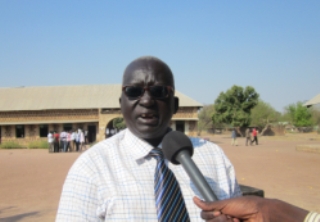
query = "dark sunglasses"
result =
(122, 85, 173, 99)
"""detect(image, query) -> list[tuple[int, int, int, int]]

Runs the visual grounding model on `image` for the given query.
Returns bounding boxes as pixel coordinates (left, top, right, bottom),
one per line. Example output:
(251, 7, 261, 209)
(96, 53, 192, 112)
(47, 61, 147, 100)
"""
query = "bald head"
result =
(122, 56, 175, 89)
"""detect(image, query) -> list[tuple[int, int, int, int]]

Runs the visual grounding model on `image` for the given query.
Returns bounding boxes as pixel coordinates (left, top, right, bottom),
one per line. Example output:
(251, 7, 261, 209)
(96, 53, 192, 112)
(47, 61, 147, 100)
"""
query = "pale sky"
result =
(1, 0, 319, 112)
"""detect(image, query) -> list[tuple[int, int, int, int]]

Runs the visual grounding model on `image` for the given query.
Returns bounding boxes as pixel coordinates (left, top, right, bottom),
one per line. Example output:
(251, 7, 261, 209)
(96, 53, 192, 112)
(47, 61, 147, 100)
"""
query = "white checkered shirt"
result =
(56, 129, 242, 221)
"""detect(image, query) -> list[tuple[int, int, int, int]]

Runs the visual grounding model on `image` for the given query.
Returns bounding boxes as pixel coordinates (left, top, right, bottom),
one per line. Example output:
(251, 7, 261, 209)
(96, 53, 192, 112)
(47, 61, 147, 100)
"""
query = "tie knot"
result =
(150, 148, 164, 159)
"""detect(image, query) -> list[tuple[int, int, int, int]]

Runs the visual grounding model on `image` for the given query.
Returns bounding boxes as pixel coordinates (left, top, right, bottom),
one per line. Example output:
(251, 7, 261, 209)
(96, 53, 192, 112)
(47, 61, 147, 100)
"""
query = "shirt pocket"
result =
(97, 195, 157, 221)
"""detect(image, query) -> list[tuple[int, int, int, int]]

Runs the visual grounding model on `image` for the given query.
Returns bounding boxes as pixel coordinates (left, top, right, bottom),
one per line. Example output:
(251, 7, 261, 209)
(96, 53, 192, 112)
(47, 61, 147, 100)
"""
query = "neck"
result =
(144, 128, 172, 147)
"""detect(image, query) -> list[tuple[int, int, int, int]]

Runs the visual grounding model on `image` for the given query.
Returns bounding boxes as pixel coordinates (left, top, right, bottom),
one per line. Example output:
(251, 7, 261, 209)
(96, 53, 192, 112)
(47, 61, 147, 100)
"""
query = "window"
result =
(16, 125, 25, 138)
(39, 125, 48, 137)
(176, 121, 185, 133)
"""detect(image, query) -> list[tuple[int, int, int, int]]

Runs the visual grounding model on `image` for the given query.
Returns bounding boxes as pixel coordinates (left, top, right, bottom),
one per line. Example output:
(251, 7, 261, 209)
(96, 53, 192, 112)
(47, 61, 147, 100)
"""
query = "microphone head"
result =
(162, 131, 194, 165)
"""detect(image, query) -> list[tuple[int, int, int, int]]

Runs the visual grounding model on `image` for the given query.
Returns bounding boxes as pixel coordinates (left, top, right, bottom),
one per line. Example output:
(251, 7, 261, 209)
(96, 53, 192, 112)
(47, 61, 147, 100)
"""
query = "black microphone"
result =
(162, 131, 218, 202)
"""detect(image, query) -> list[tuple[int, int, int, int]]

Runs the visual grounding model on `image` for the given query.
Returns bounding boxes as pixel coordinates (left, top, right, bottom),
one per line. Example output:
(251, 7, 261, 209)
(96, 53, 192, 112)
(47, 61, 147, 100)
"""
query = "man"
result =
(251, 128, 258, 145)
(71, 129, 77, 151)
(245, 128, 251, 146)
(231, 128, 237, 146)
(60, 130, 68, 152)
(193, 196, 320, 222)
(56, 56, 241, 221)
(47, 131, 54, 153)
(84, 129, 88, 144)
(66, 130, 72, 152)
(75, 128, 84, 152)
(53, 131, 60, 152)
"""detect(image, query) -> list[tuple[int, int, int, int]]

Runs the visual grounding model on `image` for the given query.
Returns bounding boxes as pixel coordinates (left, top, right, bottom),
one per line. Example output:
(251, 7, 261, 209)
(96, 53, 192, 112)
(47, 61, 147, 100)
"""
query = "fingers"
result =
(193, 196, 224, 211)
(201, 213, 234, 222)
(201, 210, 222, 218)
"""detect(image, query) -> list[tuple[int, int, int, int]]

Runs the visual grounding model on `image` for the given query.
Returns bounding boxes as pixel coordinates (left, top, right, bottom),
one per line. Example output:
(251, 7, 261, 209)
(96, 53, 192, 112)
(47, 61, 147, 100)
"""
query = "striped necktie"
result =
(150, 148, 190, 222)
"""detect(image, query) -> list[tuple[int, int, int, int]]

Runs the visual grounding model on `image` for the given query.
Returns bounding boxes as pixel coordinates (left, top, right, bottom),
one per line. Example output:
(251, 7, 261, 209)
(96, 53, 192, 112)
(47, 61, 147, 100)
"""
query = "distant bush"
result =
(28, 141, 49, 149)
(0, 141, 25, 149)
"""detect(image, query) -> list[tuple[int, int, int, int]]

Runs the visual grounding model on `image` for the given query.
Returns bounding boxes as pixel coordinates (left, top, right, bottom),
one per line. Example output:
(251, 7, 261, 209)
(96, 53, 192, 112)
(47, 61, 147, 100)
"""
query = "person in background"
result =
(66, 130, 72, 152)
(60, 130, 68, 152)
(110, 128, 115, 137)
(75, 129, 81, 152)
(231, 128, 238, 146)
(47, 131, 54, 153)
(245, 128, 251, 146)
(84, 129, 88, 144)
(71, 129, 77, 152)
(251, 127, 258, 145)
(105, 128, 110, 138)
(193, 195, 320, 222)
(80, 129, 85, 151)
(53, 131, 60, 152)
(75, 129, 85, 152)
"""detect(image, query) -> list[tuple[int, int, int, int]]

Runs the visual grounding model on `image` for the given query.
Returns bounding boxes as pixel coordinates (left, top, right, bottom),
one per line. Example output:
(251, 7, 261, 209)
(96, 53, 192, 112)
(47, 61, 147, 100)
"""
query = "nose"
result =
(139, 89, 155, 106)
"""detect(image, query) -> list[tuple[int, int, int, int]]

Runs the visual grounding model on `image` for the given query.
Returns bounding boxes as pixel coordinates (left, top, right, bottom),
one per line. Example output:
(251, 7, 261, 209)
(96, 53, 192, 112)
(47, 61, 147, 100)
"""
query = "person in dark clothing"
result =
(53, 131, 60, 152)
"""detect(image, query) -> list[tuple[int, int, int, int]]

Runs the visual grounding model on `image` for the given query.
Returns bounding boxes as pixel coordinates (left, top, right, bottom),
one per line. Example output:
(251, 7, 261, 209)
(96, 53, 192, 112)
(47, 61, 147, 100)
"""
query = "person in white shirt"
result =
(71, 130, 77, 152)
(47, 131, 54, 153)
(60, 130, 68, 152)
(66, 130, 72, 152)
(57, 56, 242, 221)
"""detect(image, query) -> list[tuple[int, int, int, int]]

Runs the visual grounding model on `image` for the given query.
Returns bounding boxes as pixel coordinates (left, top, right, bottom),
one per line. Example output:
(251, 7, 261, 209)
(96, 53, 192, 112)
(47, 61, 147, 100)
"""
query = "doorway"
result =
(176, 121, 185, 133)
(88, 125, 96, 143)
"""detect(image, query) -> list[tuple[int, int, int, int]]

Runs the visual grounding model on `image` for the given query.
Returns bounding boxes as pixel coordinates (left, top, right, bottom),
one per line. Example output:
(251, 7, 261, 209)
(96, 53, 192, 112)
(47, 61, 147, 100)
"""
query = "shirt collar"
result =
(123, 129, 165, 161)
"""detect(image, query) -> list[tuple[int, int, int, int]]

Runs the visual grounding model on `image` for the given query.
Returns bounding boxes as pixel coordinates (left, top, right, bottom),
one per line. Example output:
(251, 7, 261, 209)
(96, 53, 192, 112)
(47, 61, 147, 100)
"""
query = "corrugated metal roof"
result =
(0, 84, 202, 111)
(304, 94, 320, 107)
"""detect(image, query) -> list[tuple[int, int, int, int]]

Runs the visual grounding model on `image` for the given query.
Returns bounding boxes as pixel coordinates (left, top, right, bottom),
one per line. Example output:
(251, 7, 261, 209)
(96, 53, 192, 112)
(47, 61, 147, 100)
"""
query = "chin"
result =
(135, 127, 168, 140)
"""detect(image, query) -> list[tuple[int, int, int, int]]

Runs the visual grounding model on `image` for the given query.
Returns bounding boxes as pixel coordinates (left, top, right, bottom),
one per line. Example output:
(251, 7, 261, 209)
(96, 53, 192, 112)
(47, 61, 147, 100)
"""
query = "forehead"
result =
(122, 59, 174, 86)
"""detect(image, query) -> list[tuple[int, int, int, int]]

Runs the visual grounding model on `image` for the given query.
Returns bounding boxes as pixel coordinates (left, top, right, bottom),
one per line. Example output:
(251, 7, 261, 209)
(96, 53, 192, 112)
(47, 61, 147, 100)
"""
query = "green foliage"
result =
(251, 100, 281, 128)
(0, 141, 25, 149)
(284, 102, 313, 127)
(0, 140, 50, 149)
(212, 85, 259, 127)
(310, 106, 320, 126)
(198, 104, 215, 133)
(113, 117, 126, 129)
(28, 140, 49, 149)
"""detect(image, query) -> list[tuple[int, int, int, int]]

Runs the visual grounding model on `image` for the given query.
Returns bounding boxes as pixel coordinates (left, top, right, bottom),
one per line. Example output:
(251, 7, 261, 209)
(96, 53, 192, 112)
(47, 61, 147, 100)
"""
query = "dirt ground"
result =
(0, 133, 320, 221)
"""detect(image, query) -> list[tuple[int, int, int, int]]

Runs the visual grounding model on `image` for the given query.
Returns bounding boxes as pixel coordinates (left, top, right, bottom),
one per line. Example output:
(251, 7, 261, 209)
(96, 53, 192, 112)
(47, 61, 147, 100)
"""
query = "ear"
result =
(173, 97, 179, 114)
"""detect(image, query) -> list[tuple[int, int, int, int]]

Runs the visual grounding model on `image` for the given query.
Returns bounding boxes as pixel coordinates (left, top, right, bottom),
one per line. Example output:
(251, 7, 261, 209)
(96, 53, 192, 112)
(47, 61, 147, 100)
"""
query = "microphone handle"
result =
(175, 150, 218, 202)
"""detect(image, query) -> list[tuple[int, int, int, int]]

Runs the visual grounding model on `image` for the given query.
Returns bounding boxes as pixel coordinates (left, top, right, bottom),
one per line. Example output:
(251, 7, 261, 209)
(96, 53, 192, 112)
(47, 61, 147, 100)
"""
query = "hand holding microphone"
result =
(161, 131, 313, 222)
(193, 195, 311, 222)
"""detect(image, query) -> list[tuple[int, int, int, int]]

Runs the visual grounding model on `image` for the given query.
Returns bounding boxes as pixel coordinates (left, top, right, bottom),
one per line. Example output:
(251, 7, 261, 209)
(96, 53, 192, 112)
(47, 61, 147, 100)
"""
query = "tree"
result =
(113, 118, 126, 130)
(198, 104, 215, 135)
(250, 100, 281, 135)
(310, 106, 320, 126)
(212, 85, 259, 132)
(284, 102, 313, 127)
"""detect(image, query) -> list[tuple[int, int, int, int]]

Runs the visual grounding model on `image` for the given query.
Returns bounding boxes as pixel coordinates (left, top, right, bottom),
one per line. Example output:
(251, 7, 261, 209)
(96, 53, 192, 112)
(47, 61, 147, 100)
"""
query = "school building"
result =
(0, 84, 202, 145)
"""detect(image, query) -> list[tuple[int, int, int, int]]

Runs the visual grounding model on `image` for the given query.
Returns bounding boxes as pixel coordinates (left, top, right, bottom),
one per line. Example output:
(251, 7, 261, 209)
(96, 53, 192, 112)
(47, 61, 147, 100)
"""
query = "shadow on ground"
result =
(0, 207, 40, 222)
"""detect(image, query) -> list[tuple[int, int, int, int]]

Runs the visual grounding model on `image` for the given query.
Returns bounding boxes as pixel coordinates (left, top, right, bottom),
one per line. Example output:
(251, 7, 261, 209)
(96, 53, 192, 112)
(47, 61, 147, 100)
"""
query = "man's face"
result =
(120, 59, 177, 143)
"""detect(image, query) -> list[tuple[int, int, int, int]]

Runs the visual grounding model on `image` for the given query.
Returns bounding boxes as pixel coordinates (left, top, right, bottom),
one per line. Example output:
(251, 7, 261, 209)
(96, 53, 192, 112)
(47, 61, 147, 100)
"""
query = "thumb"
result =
(193, 196, 226, 211)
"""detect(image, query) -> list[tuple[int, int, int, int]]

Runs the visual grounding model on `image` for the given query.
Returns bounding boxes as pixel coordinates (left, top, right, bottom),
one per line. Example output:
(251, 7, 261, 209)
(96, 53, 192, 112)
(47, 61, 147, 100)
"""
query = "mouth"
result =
(138, 113, 159, 125)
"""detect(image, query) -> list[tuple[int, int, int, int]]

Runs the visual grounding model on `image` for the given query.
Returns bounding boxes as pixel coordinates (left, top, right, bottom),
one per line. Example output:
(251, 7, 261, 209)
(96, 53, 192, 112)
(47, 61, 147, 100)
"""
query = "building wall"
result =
(98, 109, 123, 141)
(172, 107, 199, 136)
(0, 109, 99, 145)
(0, 109, 99, 123)
(0, 107, 199, 144)
(173, 107, 199, 119)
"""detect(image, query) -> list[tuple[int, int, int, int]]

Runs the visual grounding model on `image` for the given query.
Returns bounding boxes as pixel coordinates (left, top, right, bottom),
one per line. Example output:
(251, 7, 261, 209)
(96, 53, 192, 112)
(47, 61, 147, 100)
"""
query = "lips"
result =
(138, 113, 159, 125)
(140, 113, 156, 118)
